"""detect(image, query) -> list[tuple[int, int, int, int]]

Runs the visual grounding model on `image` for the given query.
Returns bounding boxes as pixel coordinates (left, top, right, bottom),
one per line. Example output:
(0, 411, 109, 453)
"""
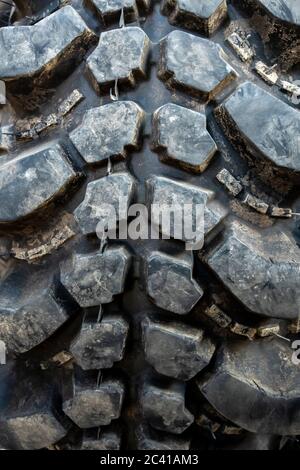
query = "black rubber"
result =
(0, 0, 299, 451)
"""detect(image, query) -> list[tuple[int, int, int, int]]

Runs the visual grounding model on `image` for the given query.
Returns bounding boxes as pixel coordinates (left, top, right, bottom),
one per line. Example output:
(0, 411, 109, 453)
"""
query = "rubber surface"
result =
(0, 0, 299, 450)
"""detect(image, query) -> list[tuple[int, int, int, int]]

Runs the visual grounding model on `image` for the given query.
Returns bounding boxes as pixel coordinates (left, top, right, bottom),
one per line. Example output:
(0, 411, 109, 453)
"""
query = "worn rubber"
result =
(0, 0, 299, 451)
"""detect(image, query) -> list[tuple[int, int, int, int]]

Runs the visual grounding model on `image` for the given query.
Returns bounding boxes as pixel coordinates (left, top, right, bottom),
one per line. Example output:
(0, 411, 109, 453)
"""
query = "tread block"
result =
(162, 0, 227, 36)
(63, 372, 125, 429)
(152, 103, 217, 173)
(0, 6, 94, 83)
(0, 368, 67, 450)
(198, 337, 300, 435)
(203, 220, 300, 319)
(87, 26, 150, 92)
(135, 425, 190, 450)
(0, 266, 74, 354)
(70, 101, 144, 165)
(60, 246, 131, 307)
(142, 318, 215, 380)
(11, 212, 77, 262)
(145, 252, 203, 314)
(0, 143, 80, 223)
(158, 30, 237, 100)
(142, 382, 194, 434)
(74, 172, 135, 235)
(146, 175, 227, 242)
(88, 0, 150, 24)
(215, 82, 300, 181)
(70, 313, 129, 370)
(78, 427, 121, 450)
(257, 0, 300, 25)
(241, 0, 300, 27)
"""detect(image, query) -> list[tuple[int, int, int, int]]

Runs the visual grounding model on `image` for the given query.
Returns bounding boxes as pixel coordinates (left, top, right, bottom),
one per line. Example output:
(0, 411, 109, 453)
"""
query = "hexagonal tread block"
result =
(70, 313, 129, 370)
(162, 0, 227, 36)
(203, 219, 300, 319)
(0, 265, 75, 354)
(142, 383, 194, 434)
(0, 367, 67, 450)
(60, 246, 131, 307)
(88, 0, 150, 24)
(143, 318, 215, 380)
(152, 103, 217, 173)
(215, 82, 300, 181)
(0, 6, 94, 84)
(145, 252, 203, 314)
(78, 427, 121, 450)
(0, 143, 80, 224)
(158, 30, 237, 100)
(146, 175, 227, 243)
(70, 101, 144, 165)
(74, 172, 135, 235)
(63, 373, 125, 429)
(198, 337, 300, 435)
(87, 27, 150, 93)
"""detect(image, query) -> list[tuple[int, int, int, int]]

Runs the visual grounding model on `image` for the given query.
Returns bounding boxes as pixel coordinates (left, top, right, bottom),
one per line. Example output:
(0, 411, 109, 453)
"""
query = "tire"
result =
(0, 0, 299, 451)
